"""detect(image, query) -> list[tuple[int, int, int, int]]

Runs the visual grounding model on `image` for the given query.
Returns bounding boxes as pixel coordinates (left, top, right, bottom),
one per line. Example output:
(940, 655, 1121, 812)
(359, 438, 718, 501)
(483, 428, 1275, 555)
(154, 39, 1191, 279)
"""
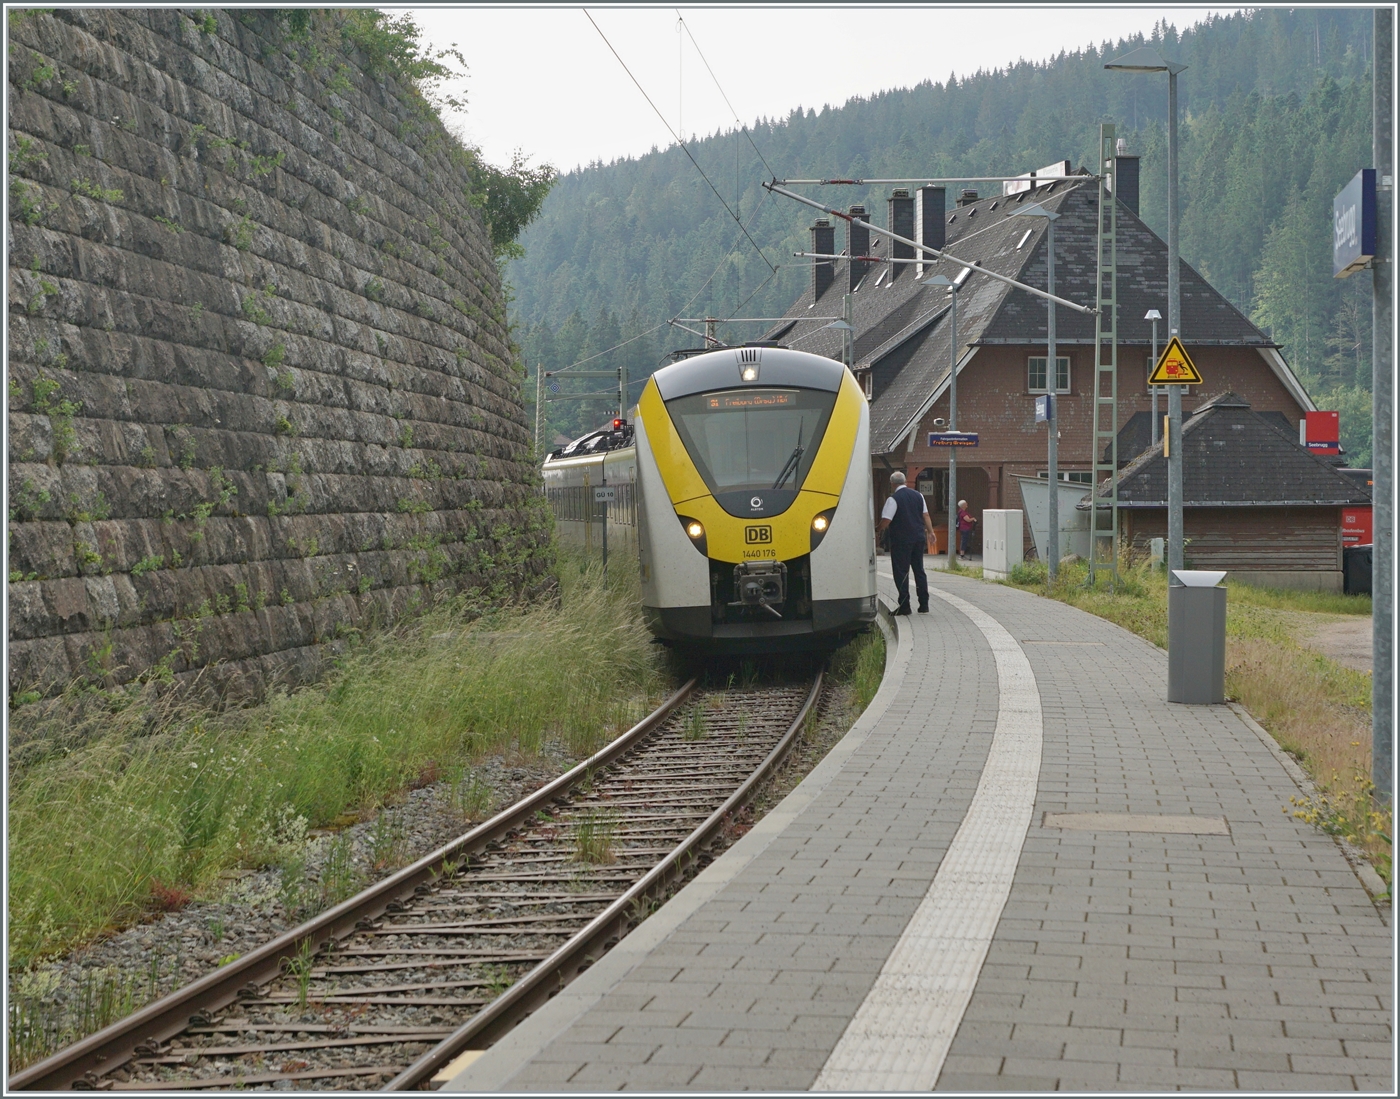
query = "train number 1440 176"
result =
(744, 524, 775, 558)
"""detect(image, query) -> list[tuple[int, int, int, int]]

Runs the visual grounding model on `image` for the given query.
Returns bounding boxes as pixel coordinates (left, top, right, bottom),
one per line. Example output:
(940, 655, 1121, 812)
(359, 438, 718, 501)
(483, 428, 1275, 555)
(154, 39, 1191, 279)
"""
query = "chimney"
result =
(1114, 153, 1140, 217)
(956, 188, 979, 207)
(887, 190, 914, 283)
(915, 185, 945, 276)
(848, 205, 871, 292)
(811, 218, 834, 300)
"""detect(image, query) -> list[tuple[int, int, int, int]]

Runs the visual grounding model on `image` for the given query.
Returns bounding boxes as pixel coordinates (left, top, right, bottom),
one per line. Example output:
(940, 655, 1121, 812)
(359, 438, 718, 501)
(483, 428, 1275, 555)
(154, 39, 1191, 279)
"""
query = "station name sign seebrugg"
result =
(1333, 167, 1377, 278)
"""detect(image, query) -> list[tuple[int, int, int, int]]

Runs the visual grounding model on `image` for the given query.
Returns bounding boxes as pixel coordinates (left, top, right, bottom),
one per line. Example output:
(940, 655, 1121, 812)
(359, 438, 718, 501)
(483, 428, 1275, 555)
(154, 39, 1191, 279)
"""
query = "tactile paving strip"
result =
(813, 586, 1043, 1091)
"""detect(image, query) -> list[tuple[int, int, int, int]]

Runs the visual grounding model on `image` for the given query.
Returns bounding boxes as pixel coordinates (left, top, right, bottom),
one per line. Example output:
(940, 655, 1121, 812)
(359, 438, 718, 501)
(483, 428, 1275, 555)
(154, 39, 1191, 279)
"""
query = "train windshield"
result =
(665, 388, 837, 493)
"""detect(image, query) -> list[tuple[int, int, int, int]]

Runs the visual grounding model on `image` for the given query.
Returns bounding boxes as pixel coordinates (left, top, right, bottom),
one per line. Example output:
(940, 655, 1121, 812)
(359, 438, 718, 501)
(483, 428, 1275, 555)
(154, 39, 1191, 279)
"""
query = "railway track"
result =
(10, 669, 823, 1092)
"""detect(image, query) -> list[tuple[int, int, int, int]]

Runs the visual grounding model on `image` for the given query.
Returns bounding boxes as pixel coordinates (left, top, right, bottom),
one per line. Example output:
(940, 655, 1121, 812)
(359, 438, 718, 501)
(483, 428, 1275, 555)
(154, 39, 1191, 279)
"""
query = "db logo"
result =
(745, 525, 773, 544)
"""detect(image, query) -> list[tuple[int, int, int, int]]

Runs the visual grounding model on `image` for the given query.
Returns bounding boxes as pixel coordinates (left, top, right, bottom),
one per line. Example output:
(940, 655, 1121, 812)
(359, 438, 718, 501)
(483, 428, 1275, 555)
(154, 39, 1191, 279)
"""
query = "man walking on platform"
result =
(876, 471, 934, 615)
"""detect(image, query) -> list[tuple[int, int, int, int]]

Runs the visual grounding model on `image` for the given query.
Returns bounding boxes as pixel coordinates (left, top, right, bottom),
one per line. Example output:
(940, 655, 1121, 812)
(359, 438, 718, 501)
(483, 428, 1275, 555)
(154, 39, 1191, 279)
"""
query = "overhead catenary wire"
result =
(536, 190, 789, 398)
(797, 252, 927, 264)
(675, 11, 780, 182)
(544, 322, 670, 376)
(777, 176, 1081, 186)
(584, 9, 776, 276)
(529, 15, 798, 401)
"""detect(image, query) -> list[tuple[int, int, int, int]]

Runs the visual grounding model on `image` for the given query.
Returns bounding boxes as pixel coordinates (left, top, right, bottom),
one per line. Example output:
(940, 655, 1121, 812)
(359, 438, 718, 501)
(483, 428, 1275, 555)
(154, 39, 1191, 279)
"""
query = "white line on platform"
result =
(812, 584, 1043, 1092)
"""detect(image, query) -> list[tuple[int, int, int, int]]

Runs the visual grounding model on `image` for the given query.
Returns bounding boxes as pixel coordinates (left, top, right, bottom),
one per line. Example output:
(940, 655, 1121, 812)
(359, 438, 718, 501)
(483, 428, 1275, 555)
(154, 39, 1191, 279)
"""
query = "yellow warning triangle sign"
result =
(1147, 336, 1203, 385)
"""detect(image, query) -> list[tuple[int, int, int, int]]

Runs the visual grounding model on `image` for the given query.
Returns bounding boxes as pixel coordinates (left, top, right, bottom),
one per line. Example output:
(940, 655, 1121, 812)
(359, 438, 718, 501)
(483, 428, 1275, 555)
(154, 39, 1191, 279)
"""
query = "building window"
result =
(916, 468, 949, 514)
(1036, 470, 1093, 485)
(1028, 355, 1070, 393)
(862, 370, 873, 400)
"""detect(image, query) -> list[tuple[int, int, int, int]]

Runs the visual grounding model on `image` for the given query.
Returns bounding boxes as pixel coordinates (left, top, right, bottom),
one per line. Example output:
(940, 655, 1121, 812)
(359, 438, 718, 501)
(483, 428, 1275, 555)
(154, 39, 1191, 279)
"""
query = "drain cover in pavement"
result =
(1042, 812, 1230, 835)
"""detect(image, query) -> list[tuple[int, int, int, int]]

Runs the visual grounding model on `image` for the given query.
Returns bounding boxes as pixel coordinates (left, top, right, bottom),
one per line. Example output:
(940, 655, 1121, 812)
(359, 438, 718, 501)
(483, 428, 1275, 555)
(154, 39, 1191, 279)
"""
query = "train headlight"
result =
(741, 366, 759, 382)
(678, 515, 707, 556)
(810, 507, 837, 551)
(812, 515, 829, 533)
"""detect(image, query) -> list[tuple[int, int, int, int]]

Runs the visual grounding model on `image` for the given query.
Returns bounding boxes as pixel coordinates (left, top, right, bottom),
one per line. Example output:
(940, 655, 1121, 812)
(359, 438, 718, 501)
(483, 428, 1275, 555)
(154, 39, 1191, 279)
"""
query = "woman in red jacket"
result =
(955, 499, 977, 559)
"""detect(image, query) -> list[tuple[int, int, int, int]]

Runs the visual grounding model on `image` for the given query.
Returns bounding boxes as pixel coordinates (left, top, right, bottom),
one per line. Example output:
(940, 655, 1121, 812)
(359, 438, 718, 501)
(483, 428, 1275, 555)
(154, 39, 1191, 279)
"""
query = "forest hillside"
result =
(508, 8, 1377, 462)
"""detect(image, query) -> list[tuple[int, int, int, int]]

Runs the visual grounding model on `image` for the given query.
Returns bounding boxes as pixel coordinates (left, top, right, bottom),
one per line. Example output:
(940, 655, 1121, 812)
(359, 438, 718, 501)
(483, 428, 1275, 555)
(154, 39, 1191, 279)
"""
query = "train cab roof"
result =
(548, 420, 634, 460)
(651, 345, 848, 401)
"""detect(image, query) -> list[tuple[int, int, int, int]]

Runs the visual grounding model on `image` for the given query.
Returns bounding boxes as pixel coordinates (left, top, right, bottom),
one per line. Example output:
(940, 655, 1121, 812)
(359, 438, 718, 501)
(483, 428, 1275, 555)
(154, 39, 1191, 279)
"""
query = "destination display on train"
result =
(704, 390, 796, 410)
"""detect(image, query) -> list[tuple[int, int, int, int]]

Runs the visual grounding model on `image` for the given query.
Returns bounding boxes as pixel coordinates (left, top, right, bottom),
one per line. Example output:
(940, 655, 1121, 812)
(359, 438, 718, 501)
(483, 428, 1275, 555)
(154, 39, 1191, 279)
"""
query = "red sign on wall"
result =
(1342, 506, 1373, 547)
(1306, 410, 1341, 454)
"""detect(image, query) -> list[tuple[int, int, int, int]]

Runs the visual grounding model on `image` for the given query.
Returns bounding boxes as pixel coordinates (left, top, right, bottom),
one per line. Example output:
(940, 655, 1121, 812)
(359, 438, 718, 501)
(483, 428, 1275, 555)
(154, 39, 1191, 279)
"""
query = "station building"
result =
(1101, 391, 1372, 590)
(763, 156, 1317, 556)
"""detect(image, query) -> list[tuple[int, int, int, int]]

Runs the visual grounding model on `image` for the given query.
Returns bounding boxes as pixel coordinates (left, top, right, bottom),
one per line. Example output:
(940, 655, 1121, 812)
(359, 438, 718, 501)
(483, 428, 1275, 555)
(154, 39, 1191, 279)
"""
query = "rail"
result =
(12, 670, 823, 1092)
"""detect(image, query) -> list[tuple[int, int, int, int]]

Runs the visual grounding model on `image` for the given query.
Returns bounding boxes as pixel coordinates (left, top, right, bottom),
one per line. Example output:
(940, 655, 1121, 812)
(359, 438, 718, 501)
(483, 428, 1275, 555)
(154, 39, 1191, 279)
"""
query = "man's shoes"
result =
(917, 605, 929, 613)
(893, 605, 912, 616)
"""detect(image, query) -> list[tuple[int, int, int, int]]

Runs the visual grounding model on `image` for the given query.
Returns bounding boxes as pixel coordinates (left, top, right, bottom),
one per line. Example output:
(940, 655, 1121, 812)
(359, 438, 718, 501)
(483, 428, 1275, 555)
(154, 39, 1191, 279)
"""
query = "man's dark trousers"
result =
(891, 537, 928, 613)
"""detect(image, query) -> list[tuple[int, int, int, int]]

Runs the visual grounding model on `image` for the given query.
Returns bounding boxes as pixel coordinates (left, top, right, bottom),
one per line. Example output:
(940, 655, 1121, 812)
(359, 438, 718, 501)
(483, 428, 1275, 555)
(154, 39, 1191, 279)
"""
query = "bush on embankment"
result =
(8, 553, 669, 965)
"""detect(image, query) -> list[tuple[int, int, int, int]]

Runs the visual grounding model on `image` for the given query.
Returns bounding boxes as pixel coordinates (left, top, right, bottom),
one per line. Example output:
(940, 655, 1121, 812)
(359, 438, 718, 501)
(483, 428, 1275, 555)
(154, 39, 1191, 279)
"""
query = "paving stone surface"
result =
(449, 569, 1392, 1092)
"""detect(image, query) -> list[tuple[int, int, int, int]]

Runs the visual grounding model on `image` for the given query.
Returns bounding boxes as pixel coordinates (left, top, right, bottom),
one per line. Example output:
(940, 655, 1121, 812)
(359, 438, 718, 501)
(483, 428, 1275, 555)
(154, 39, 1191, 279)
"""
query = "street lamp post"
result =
(1373, 8, 1393, 802)
(929, 275, 959, 564)
(1106, 47, 1187, 586)
(1145, 309, 1162, 444)
(1013, 203, 1061, 580)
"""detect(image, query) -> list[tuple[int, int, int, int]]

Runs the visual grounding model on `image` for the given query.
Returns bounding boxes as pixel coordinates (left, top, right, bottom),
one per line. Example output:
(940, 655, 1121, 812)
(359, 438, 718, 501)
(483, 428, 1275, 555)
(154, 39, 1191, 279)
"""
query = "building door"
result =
(957, 467, 990, 553)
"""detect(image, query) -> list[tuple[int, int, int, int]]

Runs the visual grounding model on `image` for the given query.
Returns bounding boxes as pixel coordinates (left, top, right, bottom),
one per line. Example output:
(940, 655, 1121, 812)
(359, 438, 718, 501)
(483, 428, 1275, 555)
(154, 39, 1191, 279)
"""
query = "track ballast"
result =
(11, 670, 823, 1092)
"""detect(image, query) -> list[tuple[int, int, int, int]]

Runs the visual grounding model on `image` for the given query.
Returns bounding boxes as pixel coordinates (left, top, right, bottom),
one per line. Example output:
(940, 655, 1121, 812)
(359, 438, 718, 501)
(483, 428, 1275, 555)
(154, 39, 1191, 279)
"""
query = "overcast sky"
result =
(406, 5, 1235, 173)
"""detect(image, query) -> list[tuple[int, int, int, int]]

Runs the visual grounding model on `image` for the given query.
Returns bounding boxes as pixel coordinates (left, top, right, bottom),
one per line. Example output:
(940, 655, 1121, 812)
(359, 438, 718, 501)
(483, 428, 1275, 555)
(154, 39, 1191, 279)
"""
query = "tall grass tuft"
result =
(7, 552, 667, 965)
(572, 808, 618, 864)
(683, 705, 707, 741)
(831, 625, 886, 718)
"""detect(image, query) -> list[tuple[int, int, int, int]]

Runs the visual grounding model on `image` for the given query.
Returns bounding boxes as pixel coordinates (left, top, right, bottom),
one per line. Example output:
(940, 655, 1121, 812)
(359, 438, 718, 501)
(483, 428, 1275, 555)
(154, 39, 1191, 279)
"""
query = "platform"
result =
(445, 568, 1392, 1092)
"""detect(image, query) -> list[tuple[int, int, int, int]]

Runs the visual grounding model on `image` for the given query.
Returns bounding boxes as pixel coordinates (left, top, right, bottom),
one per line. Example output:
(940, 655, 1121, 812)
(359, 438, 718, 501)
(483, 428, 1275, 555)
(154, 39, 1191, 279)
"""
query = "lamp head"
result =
(1104, 46, 1186, 75)
(927, 275, 952, 287)
(1011, 202, 1058, 220)
(1144, 308, 1162, 321)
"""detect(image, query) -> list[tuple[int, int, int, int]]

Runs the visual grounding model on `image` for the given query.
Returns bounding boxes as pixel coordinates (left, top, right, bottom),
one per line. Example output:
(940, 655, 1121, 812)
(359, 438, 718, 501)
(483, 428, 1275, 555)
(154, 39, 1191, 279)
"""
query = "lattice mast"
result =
(1089, 124, 1120, 587)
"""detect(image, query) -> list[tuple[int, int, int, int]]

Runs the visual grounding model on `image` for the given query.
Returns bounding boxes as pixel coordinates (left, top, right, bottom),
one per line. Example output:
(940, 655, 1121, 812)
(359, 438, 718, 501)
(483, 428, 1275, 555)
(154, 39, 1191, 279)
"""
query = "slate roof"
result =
(765, 176, 1302, 455)
(1103, 408, 1295, 468)
(1099, 393, 1371, 508)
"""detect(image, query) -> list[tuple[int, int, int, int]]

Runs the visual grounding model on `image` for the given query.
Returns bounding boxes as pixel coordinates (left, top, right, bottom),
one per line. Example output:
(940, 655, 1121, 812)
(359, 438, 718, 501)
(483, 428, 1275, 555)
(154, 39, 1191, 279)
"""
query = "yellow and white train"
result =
(543, 345, 877, 654)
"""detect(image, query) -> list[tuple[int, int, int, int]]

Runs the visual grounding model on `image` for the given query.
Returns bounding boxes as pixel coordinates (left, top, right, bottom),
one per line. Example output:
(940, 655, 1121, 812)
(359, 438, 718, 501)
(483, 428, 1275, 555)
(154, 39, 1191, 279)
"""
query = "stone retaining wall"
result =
(7, 9, 551, 702)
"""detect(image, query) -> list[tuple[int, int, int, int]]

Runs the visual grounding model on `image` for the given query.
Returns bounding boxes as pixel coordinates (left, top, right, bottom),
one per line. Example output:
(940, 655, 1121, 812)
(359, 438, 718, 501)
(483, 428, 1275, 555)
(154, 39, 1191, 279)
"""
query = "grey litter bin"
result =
(1167, 570, 1227, 704)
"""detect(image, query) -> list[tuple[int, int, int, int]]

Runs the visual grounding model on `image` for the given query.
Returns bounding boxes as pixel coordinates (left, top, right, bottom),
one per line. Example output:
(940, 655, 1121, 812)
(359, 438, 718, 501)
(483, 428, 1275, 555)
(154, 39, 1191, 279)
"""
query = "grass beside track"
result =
(997, 559, 1387, 883)
(7, 560, 890, 1071)
(7, 552, 672, 967)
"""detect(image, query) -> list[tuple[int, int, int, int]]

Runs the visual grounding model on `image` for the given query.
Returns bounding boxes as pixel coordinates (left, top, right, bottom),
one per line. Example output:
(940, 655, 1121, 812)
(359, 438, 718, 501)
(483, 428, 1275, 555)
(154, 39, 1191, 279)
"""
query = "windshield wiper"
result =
(771, 422, 805, 490)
